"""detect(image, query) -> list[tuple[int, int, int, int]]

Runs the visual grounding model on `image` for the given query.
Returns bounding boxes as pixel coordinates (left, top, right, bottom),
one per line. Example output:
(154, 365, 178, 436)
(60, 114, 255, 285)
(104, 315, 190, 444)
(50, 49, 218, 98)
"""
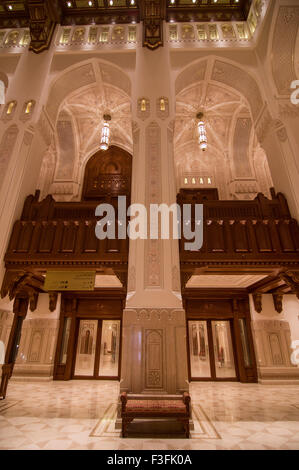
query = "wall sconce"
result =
(25, 100, 34, 114)
(1, 100, 17, 121)
(141, 99, 147, 112)
(157, 97, 169, 119)
(137, 98, 150, 120)
(6, 100, 16, 115)
(20, 100, 36, 121)
(160, 98, 166, 111)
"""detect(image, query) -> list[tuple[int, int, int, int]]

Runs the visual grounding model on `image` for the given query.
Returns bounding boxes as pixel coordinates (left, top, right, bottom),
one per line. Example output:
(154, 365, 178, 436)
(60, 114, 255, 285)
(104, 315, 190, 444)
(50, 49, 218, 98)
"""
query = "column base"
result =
(120, 308, 189, 395)
(257, 366, 299, 384)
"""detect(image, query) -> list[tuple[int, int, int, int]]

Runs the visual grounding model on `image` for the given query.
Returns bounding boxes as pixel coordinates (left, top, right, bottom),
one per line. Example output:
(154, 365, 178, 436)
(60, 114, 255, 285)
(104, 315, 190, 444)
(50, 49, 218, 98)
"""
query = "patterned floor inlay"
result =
(90, 403, 220, 439)
(0, 380, 299, 449)
(0, 401, 21, 413)
(90, 403, 119, 438)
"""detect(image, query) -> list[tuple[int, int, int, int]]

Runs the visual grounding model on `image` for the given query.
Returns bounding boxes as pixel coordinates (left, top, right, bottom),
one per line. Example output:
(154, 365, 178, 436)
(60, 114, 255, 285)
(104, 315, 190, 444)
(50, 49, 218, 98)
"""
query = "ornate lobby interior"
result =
(0, 0, 299, 450)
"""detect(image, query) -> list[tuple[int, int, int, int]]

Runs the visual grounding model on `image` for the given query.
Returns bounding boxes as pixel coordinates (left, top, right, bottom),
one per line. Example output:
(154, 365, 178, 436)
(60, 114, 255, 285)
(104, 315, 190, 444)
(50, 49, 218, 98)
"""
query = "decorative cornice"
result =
(28, 0, 61, 54)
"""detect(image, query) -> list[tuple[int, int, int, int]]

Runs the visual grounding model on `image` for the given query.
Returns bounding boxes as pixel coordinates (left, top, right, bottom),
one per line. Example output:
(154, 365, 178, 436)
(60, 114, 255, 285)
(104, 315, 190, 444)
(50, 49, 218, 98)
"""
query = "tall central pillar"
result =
(120, 37, 189, 395)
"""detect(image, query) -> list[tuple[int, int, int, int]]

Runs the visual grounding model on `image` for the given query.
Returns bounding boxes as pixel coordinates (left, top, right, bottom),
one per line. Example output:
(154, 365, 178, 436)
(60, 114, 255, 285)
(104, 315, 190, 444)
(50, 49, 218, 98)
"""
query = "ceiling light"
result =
(8, 5, 13, 10)
(100, 114, 111, 151)
(197, 112, 208, 152)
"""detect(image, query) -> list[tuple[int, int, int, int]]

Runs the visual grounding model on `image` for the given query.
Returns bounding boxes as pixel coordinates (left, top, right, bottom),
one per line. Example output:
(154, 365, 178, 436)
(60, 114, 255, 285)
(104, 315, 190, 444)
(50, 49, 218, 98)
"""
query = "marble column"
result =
(0, 38, 55, 285)
(256, 107, 299, 220)
(120, 36, 188, 395)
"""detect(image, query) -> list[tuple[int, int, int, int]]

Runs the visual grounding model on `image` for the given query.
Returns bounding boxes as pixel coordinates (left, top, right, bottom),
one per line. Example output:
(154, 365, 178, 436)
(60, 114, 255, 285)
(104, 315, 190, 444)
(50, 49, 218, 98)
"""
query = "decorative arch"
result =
(271, 5, 299, 95)
(0, 71, 9, 91)
(0, 124, 19, 192)
(174, 56, 274, 201)
(175, 56, 265, 124)
(45, 58, 132, 126)
(38, 59, 132, 202)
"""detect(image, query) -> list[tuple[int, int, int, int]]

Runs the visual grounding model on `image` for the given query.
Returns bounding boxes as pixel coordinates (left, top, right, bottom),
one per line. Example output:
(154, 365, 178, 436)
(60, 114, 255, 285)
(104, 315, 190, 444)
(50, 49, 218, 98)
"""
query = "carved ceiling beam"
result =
(114, 271, 127, 290)
(279, 271, 299, 300)
(272, 293, 283, 314)
(252, 292, 262, 313)
(140, 0, 166, 50)
(248, 275, 283, 294)
(28, 0, 62, 54)
(1, 270, 45, 311)
(273, 284, 292, 294)
(49, 292, 58, 312)
(181, 271, 193, 290)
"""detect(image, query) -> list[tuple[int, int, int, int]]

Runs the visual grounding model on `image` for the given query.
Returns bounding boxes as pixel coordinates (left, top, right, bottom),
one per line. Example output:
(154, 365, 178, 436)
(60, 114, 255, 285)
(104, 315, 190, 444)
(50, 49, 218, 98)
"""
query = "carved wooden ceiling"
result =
(0, 0, 253, 51)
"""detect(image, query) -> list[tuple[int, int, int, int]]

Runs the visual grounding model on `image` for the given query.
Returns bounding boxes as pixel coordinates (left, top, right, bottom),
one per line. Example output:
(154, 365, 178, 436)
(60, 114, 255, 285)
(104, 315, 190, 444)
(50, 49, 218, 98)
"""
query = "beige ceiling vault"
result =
(38, 60, 132, 201)
(174, 58, 273, 200)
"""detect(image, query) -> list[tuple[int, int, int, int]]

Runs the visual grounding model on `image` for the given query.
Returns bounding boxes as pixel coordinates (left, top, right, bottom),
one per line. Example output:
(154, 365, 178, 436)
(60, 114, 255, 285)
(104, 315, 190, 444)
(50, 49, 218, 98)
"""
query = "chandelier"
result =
(196, 112, 207, 152)
(100, 114, 111, 151)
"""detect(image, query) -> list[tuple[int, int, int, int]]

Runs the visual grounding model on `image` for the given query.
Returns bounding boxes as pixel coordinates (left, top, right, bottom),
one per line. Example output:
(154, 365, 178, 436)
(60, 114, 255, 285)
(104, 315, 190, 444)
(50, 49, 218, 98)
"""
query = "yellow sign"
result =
(44, 271, 96, 291)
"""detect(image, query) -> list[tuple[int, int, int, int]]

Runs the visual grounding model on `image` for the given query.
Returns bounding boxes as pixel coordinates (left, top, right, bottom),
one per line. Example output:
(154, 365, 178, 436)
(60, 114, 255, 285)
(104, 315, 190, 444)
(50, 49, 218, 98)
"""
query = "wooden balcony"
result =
(177, 189, 299, 286)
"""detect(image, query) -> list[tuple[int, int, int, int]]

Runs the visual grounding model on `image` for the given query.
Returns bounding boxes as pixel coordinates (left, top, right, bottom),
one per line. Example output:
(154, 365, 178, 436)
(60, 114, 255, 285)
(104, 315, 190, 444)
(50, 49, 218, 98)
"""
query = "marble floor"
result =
(0, 380, 299, 450)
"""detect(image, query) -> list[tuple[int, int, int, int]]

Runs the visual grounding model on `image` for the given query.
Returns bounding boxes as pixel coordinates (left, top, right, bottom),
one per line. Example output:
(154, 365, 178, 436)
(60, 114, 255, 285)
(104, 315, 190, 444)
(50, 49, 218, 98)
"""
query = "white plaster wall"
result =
(250, 294, 299, 343)
(0, 294, 61, 380)
(249, 293, 299, 383)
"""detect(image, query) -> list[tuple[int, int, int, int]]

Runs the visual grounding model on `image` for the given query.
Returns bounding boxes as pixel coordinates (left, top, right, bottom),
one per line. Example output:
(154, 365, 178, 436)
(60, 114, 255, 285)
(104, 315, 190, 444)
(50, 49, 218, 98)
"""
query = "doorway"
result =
(187, 319, 238, 381)
(73, 319, 121, 379)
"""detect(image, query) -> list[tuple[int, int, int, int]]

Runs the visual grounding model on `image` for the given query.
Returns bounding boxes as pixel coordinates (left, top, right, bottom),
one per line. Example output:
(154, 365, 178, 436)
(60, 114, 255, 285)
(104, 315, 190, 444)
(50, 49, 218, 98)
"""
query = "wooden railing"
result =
(5, 191, 128, 268)
(179, 218, 299, 262)
(177, 189, 299, 264)
(4, 189, 299, 268)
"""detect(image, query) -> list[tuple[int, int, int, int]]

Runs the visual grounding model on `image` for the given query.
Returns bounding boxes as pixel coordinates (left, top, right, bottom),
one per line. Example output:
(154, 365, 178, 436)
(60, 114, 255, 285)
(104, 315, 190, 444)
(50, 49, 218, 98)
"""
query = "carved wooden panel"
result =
(186, 299, 233, 317)
(145, 329, 163, 389)
(232, 221, 249, 253)
(177, 189, 291, 220)
(207, 220, 226, 253)
(82, 146, 132, 201)
(277, 220, 296, 252)
(37, 221, 56, 253)
(74, 298, 123, 318)
(82, 221, 98, 254)
(59, 222, 78, 253)
(15, 222, 34, 253)
(254, 221, 273, 252)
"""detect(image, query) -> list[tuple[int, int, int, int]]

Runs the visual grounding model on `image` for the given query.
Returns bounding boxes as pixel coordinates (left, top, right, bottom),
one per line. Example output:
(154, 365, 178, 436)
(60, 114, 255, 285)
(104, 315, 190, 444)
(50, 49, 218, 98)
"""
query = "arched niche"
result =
(82, 145, 132, 202)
